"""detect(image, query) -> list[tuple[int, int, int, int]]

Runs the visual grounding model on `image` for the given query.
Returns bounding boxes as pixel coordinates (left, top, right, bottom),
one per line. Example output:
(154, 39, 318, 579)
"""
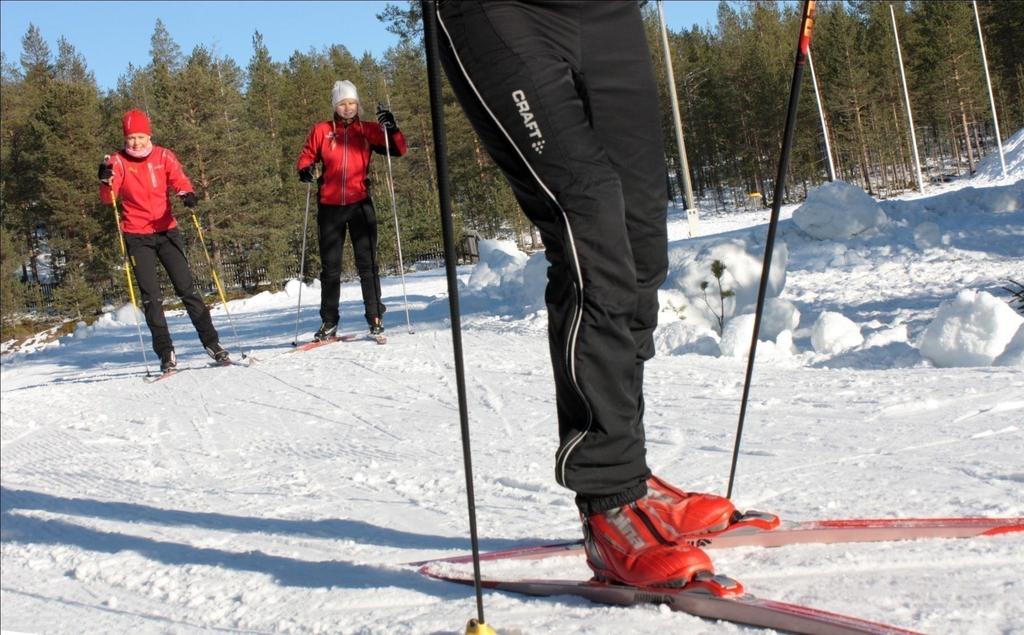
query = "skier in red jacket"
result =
(434, 2, 742, 587)
(296, 80, 408, 341)
(99, 109, 228, 373)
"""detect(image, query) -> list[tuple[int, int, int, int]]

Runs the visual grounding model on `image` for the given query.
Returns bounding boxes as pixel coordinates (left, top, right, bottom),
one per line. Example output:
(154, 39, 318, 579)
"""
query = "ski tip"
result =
(982, 523, 1024, 537)
(144, 370, 177, 383)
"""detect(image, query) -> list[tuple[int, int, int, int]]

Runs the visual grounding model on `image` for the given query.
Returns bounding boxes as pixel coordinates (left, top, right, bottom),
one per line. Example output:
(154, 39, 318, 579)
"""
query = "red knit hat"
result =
(122, 109, 152, 136)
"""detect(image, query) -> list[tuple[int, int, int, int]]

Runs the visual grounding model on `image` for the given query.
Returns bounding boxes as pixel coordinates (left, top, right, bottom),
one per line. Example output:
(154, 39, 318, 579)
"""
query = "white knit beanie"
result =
(332, 80, 359, 107)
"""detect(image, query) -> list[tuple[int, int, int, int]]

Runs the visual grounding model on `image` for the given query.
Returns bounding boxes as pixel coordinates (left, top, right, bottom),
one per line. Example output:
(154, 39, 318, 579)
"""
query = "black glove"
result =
(98, 160, 113, 183)
(180, 192, 199, 208)
(376, 109, 397, 131)
(298, 165, 315, 183)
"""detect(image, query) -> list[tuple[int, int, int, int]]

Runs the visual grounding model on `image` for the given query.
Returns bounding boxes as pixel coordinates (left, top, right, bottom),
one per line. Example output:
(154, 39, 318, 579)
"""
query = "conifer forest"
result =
(2, 0, 1022, 330)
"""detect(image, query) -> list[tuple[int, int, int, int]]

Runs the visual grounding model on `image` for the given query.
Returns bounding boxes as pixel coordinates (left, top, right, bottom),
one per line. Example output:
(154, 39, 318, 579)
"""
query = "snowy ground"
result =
(2, 145, 1023, 633)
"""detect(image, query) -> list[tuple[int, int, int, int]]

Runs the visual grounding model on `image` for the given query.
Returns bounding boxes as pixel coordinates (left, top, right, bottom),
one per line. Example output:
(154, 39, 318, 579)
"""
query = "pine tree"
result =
(38, 39, 108, 288)
(6, 25, 54, 301)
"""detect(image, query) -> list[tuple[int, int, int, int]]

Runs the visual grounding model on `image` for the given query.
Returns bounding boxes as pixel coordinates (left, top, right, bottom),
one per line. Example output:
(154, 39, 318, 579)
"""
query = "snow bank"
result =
(912, 221, 945, 249)
(919, 289, 1024, 367)
(793, 181, 888, 240)
(890, 181, 1023, 219)
(973, 127, 1024, 182)
(811, 311, 864, 354)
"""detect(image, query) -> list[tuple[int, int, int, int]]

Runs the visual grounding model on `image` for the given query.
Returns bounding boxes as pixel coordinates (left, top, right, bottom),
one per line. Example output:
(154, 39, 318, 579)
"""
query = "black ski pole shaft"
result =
(727, 0, 817, 500)
(421, 0, 488, 628)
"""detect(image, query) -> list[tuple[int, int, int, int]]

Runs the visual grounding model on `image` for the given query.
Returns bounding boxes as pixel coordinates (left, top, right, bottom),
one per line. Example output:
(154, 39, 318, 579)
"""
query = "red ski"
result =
(419, 565, 922, 635)
(142, 358, 245, 382)
(416, 514, 1022, 633)
(143, 369, 178, 383)
(418, 514, 1024, 566)
(291, 336, 340, 352)
(340, 333, 387, 345)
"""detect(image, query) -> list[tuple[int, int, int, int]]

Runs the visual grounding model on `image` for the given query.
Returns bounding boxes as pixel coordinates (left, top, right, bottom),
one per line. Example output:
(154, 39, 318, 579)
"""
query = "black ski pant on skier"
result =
(437, 0, 669, 515)
(125, 228, 220, 356)
(317, 199, 386, 328)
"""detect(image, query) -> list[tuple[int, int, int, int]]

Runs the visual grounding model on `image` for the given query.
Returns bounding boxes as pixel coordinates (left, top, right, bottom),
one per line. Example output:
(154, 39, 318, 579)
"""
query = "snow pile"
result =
(919, 289, 1024, 367)
(654, 319, 722, 356)
(520, 252, 548, 309)
(717, 313, 796, 359)
(793, 181, 889, 240)
(760, 297, 801, 340)
(465, 240, 528, 298)
(973, 127, 1024, 182)
(284, 278, 319, 298)
(460, 239, 548, 311)
(460, 239, 545, 311)
(73, 303, 143, 338)
(811, 311, 864, 354)
(994, 323, 1024, 367)
(664, 236, 788, 332)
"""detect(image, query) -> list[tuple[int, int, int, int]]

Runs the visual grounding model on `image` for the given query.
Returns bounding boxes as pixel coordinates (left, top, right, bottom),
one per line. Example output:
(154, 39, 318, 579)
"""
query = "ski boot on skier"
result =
(582, 475, 736, 587)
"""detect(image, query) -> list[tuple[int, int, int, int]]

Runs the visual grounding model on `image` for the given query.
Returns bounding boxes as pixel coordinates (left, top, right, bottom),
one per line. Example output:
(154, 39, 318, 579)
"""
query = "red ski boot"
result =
(643, 475, 738, 537)
(583, 497, 714, 588)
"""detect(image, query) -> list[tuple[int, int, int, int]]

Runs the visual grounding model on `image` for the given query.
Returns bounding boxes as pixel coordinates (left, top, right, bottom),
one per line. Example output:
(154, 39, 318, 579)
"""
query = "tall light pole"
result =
(890, 4, 924, 193)
(657, 0, 700, 237)
(808, 49, 835, 181)
(972, 0, 1006, 178)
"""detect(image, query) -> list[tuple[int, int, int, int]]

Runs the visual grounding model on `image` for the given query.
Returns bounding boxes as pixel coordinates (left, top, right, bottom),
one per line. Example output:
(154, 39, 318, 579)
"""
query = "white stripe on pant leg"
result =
(437, 7, 591, 487)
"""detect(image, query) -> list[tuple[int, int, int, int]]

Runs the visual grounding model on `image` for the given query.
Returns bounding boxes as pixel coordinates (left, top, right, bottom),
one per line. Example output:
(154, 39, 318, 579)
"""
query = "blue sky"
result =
(1, 1, 721, 91)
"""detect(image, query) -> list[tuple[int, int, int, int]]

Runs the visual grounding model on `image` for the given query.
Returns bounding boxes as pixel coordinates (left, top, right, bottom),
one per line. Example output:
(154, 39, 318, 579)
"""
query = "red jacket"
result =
(99, 146, 194, 235)
(296, 117, 407, 206)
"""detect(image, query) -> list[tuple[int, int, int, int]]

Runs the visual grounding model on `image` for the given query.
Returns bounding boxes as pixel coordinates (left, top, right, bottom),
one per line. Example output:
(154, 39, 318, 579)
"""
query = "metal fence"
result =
(16, 236, 479, 317)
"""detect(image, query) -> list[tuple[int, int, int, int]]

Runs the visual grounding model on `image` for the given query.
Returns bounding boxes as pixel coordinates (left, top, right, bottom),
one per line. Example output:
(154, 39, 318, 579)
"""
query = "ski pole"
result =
(107, 167, 153, 377)
(189, 208, 249, 360)
(378, 101, 414, 334)
(291, 181, 313, 346)
(421, 2, 494, 633)
(727, 0, 817, 500)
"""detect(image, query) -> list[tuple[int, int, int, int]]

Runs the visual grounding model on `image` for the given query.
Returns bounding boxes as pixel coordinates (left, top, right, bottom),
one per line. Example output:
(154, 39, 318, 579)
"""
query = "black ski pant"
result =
(437, 0, 669, 515)
(317, 198, 385, 327)
(125, 228, 220, 356)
